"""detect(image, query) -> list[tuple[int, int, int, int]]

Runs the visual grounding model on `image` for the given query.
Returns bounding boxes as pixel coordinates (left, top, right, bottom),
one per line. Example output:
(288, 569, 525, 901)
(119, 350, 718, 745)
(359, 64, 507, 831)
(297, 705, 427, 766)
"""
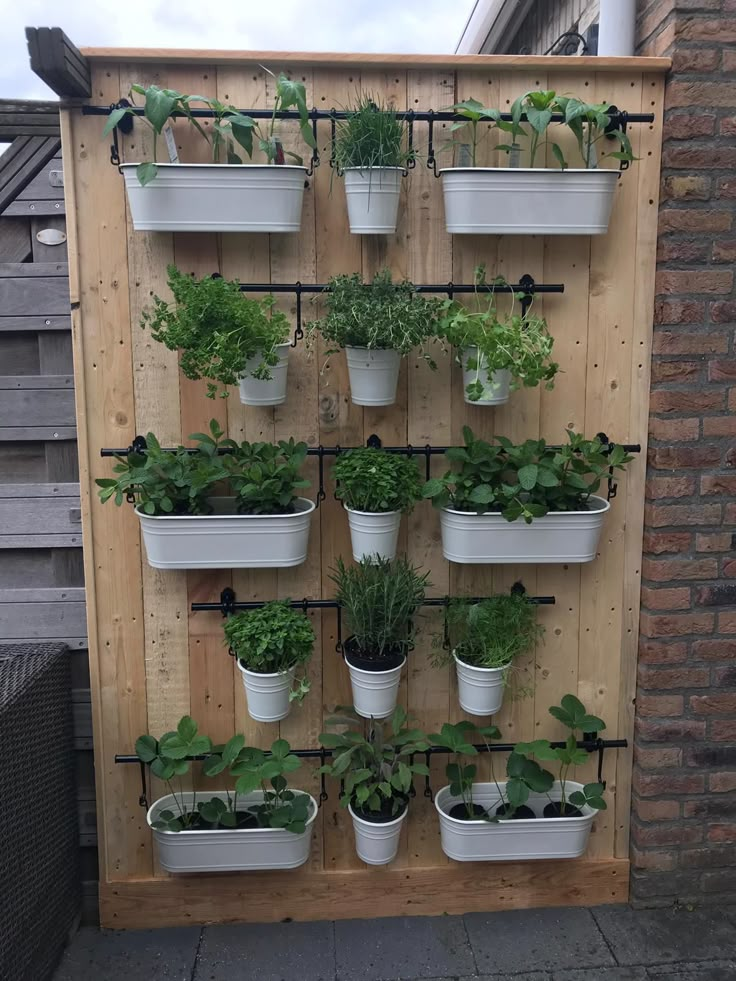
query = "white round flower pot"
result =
(454, 653, 507, 716)
(345, 507, 402, 562)
(435, 781, 595, 862)
(237, 662, 296, 722)
(461, 348, 510, 406)
(239, 344, 290, 406)
(345, 652, 406, 719)
(121, 163, 308, 233)
(343, 167, 402, 234)
(344, 347, 401, 406)
(136, 496, 315, 569)
(439, 495, 610, 564)
(348, 803, 408, 865)
(440, 167, 619, 235)
(148, 790, 317, 872)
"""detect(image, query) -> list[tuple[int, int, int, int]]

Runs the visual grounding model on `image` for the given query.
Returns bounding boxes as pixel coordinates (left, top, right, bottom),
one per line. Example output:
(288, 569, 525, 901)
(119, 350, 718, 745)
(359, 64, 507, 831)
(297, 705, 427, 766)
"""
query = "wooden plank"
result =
(0, 586, 84, 602)
(0, 495, 80, 536)
(99, 859, 630, 928)
(31, 216, 68, 262)
(0, 590, 87, 641)
(0, 315, 70, 331)
(0, 217, 32, 261)
(0, 136, 61, 214)
(26, 28, 91, 98)
(0, 262, 67, 278)
(0, 388, 75, 426)
(2, 200, 66, 217)
(0, 426, 76, 441)
(0, 534, 81, 547)
(0, 273, 70, 316)
(0, 374, 72, 389)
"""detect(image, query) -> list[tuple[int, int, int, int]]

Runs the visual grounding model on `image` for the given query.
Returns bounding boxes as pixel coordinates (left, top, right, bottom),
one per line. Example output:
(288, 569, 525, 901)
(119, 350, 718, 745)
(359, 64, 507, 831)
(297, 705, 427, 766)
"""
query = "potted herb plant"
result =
(334, 96, 412, 234)
(433, 697, 607, 862)
(95, 420, 314, 569)
(435, 592, 544, 716)
(331, 556, 430, 718)
(439, 267, 558, 405)
(136, 716, 317, 872)
(332, 446, 422, 561)
(105, 73, 317, 233)
(224, 601, 314, 722)
(142, 265, 292, 404)
(422, 427, 632, 564)
(319, 706, 429, 865)
(306, 270, 443, 406)
(440, 90, 635, 235)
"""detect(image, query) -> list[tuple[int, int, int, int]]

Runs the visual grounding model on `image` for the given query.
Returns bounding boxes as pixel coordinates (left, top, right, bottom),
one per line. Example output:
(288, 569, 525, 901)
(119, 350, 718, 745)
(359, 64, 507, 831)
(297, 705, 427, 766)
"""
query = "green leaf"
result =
(517, 464, 538, 491)
(103, 106, 130, 137)
(135, 734, 157, 763)
(177, 716, 198, 742)
(421, 478, 445, 499)
(136, 162, 158, 186)
(144, 87, 177, 134)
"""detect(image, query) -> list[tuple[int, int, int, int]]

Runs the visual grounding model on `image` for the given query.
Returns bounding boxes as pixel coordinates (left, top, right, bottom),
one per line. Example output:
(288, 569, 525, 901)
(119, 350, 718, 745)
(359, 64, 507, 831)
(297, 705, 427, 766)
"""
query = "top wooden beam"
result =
(77, 49, 671, 72)
(27, 27, 91, 98)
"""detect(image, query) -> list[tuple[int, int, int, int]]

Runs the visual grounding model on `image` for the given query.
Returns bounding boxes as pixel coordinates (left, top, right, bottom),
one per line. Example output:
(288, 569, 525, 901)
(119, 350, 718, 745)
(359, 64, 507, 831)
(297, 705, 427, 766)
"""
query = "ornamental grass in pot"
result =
(334, 95, 413, 234)
(96, 420, 314, 569)
(319, 706, 429, 865)
(224, 601, 314, 722)
(331, 556, 430, 718)
(306, 270, 444, 406)
(440, 90, 635, 235)
(332, 446, 423, 562)
(434, 591, 544, 716)
(422, 426, 632, 564)
(142, 265, 291, 404)
(135, 716, 317, 872)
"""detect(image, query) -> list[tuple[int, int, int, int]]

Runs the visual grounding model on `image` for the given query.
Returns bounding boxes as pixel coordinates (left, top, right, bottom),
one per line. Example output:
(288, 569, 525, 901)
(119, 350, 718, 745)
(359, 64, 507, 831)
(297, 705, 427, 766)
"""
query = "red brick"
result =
(671, 21, 736, 44)
(656, 270, 733, 294)
(642, 531, 692, 555)
(635, 746, 683, 768)
(653, 333, 727, 355)
(635, 799, 680, 822)
(659, 212, 730, 235)
(717, 177, 736, 198)
(730, 390, 736, 412)
(646, 476, 696, 499)
(636, 693, 684, 717)
(712, 720, 736, 741)
(719, 611, 736, 632)
(710, 300, 736, 323)
(630, 846, 677, 871)
(697, 532, 734, 552)
(639, 640, 688, 664)
(726, 44, 736, 65)
(721, 117, 736, 137)
(671, 49, 720, 73)
(648, 446, 721, 469)
(657, 238, 710, 263)
(680, 845, 736, 869)
(636, 718, 707, 741)
(708, 360, 736, 381)
(649, 390, 725, 412)
(713, 241, 736, 263)
(640, 585, 691, 610)
(693, 639, 736, 660)
(633, 822, 703, 846)
(703, 417, 736, 437)
(702, 475, 736, 495)
(697, 584, 736, 606)
(723, 559, 736, 577)
(645, 503, 721, 526)
(638, 666, 710, 689)
(640, 611, 715, 638)
(661, 174, 711, 200)
(634, 772, 705, 796)
(708, 825, 736, 843)
(663, 147, 736, 170)
(710, 772, 736, 793)
(691, 693, 736, 714)
(642, 557, 718, 582)
(648, 416, 701, 441)
(713, 665, 736, 686)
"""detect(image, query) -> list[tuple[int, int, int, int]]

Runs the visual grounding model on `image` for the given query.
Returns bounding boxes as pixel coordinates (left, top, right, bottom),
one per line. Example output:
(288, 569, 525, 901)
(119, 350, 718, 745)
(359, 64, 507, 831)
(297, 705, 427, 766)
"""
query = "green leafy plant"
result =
(331, 556, 430, 663)
(332, 447, 422, 514)
(222, 737, 311, 834)
(554, 94, 635, 168)
(319, 706, 429, 819)
(334, 95, 412, 170)
(305, 269, 444, 364)
(224, 436, 310, 515)
(429, 720, 500, 820)
(438, 266, 558, 401)
(141, 266, 290, 399)
(445, 98, 507, 167)
(422, 427, 632, 523)
(223, 600, 314, 703)
(435, 591, 544, 672)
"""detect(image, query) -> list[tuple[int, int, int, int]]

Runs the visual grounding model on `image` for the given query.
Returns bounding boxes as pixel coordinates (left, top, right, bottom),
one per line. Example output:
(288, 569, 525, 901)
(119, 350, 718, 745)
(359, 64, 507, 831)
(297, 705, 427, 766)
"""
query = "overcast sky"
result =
(4, 0, 476, 99)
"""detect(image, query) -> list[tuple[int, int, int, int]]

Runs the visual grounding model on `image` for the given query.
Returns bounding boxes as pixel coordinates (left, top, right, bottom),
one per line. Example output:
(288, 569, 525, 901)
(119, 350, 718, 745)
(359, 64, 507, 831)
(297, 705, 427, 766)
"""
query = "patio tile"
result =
(53, 926, 201, 981)
(593, 907, 736, 967)
(646, 962, 736, 979)
(194, 921, 335, 981)
(554, 969, 648, 980)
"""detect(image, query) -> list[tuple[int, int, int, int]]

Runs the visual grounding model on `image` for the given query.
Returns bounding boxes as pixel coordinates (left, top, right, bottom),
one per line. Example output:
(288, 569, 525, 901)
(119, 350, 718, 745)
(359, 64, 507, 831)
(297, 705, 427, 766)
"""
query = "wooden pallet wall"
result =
(61, 52, 666, 928)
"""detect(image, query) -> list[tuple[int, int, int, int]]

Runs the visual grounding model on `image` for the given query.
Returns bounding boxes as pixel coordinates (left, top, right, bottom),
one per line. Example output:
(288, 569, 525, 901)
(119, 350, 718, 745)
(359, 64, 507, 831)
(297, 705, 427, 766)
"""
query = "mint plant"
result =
(225, 437, 310, 515)
(332, 446, 423, 514)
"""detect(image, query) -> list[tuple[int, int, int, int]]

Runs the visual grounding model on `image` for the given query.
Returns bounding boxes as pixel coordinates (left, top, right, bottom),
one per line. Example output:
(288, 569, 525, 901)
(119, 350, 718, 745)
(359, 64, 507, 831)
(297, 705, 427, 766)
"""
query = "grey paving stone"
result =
(53, 926, 201, 981)
(554, 970, 648, 980)
(464, 907, 615, 975)
(334, 914, 475, 981)
(194, 921, 335, 981)
(593, 906, 736, 967)
(646, 962, 736, 980)
(456, 973, 551, 981)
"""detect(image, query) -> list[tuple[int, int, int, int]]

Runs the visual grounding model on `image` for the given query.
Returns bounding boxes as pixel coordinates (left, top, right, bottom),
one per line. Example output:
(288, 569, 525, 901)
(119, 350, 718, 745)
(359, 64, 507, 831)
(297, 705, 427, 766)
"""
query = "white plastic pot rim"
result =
(439, 166, 620, 177)
(435, 782, 595, 824)
(345, 654, 407, 676)
(121, 162, 308, 174)
(147, 789, 318, 833)
(453, 653, 508, 676)
(236, 662, 296, 681)
(345, 507, 402, 518)
(348, 804, 408, 829)
(136, 497, 316, 521)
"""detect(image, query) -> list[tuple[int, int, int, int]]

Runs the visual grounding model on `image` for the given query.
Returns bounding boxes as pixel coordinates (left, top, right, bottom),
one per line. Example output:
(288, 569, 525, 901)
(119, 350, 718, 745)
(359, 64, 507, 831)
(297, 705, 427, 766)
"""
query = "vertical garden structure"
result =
(61, 48, 667, 926)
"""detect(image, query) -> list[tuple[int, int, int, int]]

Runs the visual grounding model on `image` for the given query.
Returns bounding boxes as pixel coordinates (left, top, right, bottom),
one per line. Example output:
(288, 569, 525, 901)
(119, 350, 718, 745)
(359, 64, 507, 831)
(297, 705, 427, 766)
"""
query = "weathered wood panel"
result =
(0, 271, 71, 315)
(0, 586, 86, 643)
(0, 388, 76, 427)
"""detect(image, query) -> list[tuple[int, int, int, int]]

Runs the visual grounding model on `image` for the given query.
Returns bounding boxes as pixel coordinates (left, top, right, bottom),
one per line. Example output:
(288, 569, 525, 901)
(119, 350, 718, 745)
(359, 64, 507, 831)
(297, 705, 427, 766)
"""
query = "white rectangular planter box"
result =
(435, 781, 595, 862)
(440, 167, 619, 235)
(136, 496, 315, 569)
(439, 495, 610, 564)
(121, 163, 307, 233)
(148, 790, 317, 873)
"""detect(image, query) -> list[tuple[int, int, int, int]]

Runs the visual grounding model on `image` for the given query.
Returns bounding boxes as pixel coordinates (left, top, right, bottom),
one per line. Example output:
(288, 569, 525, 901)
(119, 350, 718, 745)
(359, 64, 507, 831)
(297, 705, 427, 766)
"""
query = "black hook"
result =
(446, 281, 455, 301)
(329, 110, 342, 175)
(518, 273, 536, 317)
(511, 581, 526, 598)
(405, 110, 416, 173)
(319, 748, 328, 805)
(426, 110, 439, 178)
(366, 434, 382, 450)
(291, 282, 304, 347)
(605, 105, 630, 172)
(336, 605, 343, 654)
(138, 759, 148, 809)
(597, 738, 606, 788)
(424, 444, 432, 482)
(129, 435, 148, 456)
(220, 587, 236, 618)
(596, 432, 618, 501)
(423, 751, 434, 800)
(317, 445, 326, 507)
(442, 601, 451, 650)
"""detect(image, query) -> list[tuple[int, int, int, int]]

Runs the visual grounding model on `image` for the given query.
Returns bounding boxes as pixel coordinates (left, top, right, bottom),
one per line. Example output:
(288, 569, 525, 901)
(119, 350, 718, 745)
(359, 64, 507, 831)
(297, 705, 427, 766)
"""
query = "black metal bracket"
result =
(543, 30, 589, 56)
(596, 431, 621, 501)
(604, 105, 631, 172)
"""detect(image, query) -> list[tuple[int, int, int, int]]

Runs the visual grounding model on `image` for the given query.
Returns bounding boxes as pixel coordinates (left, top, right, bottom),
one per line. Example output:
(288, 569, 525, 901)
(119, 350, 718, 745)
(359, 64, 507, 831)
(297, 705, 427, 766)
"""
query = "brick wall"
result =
(632, 0, 736, 905)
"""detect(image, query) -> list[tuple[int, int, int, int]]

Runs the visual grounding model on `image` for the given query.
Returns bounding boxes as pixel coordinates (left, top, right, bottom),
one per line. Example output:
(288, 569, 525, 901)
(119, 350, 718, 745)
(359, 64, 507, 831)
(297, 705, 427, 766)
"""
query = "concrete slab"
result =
(646, 962, 736, 980)
(464, 907, 616, 975)
(334, 914, 475, 981)
(592, 907, 736, 967)
(553, 969, 647, 980)
(53, 926, 201, 981)
(194, 921, 335, 981)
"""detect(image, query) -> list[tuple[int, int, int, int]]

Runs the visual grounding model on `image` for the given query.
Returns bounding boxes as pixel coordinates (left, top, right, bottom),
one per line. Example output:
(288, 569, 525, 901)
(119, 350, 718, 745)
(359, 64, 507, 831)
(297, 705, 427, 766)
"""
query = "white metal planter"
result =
(147, 790, 317, 873)
(435, 781, 595, 862)
(348, 804, 407, 865)
(343, 167, 402, 234)
(440, 167, 619, 235)
(461, 348, 510, 406)
(136, 497, 315, 570)
(239, 344, 290, 406)
(439, 495, 610, 564)
(121, 163, 308, 233)
(237, 662, 295, 722)
(454, 654, 507, 716)
(346, 654, 405, 719)
(345, 347, 401, 406)
(346, 507, 402, 562)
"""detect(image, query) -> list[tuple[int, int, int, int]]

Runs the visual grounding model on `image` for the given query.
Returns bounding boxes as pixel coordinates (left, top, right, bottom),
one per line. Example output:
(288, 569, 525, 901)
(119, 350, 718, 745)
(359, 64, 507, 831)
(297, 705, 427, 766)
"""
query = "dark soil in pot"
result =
(187, 810, 259, 831)
(449, 803, 488, 821)
(495, 803, 536, 820)
(543, 801, 583, 818)
(351, 795, 408, 824)
(343, 635, 406, 672)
